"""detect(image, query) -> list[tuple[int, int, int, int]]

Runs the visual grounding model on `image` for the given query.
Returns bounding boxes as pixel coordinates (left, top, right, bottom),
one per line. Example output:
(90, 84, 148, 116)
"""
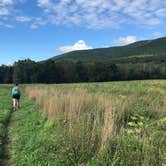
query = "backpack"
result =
(12, 86, 20, 95)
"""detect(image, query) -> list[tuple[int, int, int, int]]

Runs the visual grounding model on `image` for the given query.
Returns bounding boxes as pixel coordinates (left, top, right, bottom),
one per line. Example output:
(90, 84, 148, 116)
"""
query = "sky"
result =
(0, 0, 166, 65)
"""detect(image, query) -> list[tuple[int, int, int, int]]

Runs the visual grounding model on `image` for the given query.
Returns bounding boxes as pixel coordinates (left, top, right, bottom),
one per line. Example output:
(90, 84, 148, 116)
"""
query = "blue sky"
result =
(0, 0, 166, 65)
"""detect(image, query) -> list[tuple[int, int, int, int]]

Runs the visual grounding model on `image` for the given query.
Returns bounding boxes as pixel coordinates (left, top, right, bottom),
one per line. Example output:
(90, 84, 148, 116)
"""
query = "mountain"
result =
(51, 37, 166, 63)
(1, 37, 165, 84)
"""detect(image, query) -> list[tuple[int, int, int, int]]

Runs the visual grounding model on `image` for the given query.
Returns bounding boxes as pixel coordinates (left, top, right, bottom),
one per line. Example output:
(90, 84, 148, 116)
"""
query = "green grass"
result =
(8, 94, 57, 165)
(0, 80, 166, 165)
(26, 80, 166, 165)
(8, 91, 100, 165)
(0, 87, 12, 162)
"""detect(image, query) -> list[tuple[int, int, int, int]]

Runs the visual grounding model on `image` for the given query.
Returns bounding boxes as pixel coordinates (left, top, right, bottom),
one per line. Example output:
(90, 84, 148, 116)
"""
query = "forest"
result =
(0, 59, 165, 83)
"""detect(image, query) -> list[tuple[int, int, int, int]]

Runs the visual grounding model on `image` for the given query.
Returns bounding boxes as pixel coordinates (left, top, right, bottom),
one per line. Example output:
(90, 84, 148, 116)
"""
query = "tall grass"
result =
(26, 87, 117, 152)
(25, 81, 166, 165)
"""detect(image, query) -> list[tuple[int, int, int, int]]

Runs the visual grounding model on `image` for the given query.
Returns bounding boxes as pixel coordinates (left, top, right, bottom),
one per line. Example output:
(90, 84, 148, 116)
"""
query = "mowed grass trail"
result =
(8, 89, 60, 165)
(0, 80, 166, 166)
(0, 86, 64, 165)
(0, 86, 12, 165)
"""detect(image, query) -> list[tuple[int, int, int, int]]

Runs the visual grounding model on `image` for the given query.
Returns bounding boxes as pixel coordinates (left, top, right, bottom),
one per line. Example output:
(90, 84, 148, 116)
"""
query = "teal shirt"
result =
(12, 86, 20, 96)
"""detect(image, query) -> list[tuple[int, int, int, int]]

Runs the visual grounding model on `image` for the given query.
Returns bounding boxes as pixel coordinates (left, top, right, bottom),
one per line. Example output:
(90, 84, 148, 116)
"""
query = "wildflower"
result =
(147, 87, 161, 93)
(159, 117, 166, 123)
(118, 94, 127, 100)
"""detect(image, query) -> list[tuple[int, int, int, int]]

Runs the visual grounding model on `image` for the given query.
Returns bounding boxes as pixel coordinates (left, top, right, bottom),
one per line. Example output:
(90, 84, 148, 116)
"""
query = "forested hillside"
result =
(0, 37, 166, 83)
(52, 37, 166, 63)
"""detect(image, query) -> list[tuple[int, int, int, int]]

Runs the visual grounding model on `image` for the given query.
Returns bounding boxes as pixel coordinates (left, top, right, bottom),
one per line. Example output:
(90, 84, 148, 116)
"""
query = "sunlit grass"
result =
(25, 80, 166, 165)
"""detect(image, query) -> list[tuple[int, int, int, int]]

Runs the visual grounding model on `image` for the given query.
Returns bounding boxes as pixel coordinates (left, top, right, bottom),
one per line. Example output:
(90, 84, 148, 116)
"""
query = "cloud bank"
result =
(36, 0, 166, 29)
(0, 0, 165, 29)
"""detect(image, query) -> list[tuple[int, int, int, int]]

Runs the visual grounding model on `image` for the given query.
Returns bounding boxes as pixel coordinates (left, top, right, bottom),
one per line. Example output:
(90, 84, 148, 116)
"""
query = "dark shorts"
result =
(12, 94, 20, 100)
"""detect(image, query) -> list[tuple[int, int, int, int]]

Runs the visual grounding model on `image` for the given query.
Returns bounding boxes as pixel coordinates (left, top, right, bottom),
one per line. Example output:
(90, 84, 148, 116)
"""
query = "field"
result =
(0, 80, 166, 166)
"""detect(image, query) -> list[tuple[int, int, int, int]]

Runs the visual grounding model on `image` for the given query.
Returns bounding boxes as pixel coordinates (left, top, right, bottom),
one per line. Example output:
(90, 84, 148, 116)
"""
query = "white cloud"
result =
(113, 36, 138, 45)
(0, 0, 14, 5)
(156, 8, 166, 17)
(0, 0, 14, 16)
(58, 40, 93, 53)
(0, 0, 28, 28)
(0, 7, 10, 15)
(153, 32, 162, 38)
(0, 60, 14, 66)
(16, 16, 31, 22)
(0, 21, 13, 28)
(30, 17, 48, 29)
(30, 24, 38, 29)
(6, 61, 14, 66)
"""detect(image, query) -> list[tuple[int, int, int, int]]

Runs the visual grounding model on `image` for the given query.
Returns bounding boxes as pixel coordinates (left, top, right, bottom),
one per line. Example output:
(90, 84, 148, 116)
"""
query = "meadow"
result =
(0, 80, 165, 166)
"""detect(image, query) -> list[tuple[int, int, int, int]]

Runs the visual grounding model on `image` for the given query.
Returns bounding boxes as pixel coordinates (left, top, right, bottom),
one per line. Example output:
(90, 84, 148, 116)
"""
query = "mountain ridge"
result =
(50, 37, 166, 63)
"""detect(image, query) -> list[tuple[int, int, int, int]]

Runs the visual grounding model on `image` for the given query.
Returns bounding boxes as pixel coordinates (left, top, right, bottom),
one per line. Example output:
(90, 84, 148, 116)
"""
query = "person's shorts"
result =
(12, 94, 20, 100)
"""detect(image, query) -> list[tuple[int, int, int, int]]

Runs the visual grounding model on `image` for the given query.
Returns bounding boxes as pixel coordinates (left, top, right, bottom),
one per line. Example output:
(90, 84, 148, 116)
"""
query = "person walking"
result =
(12, 83, 22, 111)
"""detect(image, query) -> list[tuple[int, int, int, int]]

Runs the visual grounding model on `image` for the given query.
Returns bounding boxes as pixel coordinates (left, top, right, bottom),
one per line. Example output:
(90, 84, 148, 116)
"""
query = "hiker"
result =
(12, 83, 22, 111)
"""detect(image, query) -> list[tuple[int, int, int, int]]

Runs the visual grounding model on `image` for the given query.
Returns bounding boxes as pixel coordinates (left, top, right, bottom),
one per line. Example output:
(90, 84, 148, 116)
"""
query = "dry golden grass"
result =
(100, 97, 114, 150)
(26, 86, 116, 150)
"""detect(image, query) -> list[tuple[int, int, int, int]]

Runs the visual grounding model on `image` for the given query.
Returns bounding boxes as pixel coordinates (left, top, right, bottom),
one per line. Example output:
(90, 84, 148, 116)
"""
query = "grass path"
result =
(1, 112, 12, 166)
(0, 87, 53, 165)
(7, 89, 60, 166)
(0, 87, 12, 166)
(1, 87, 65, 166)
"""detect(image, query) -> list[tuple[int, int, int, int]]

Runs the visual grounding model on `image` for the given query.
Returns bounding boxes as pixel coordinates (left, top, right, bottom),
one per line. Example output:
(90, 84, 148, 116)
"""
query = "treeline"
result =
(0, 59, 166, 84)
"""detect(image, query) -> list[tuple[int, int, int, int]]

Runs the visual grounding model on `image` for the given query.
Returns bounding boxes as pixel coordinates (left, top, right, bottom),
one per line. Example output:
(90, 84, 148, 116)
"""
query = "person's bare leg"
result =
(16, 99, 18, 109)
(13, 99, 16, 111)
